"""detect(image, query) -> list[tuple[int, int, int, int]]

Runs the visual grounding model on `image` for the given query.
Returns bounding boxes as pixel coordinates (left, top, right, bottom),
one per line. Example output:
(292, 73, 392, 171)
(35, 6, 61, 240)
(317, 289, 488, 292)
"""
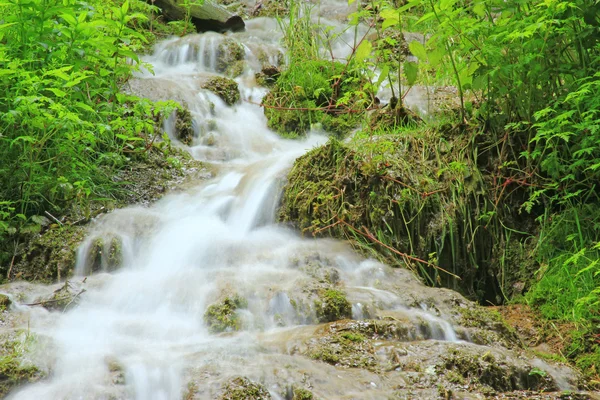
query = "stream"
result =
(1, 1, 585, 399)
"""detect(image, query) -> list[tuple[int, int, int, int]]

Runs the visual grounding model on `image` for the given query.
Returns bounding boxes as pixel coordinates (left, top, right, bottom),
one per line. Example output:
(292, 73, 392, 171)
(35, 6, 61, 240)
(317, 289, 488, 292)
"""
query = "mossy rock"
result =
(438, 348, 555, 392)
(202, 77, 240, 106)
(218, 376, 271, 400)
(0, 295, 11, 310)
(204, 295, 248, 333)
(175, 106, 194, 145)
(277, 130, 509, 303)
(314, 289, 352, 323)
(305, 326, 377, 370)
(216, 39, 245, 75)
(291, 387, 314, 400)
(456, 306, 520, 348)
(8, 225, 87, 283)
(83, 235, 124, 274)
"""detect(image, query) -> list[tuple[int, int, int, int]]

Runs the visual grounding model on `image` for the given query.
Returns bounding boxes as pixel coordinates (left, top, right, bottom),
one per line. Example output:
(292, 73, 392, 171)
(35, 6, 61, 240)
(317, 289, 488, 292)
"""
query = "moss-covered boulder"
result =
(218, 376, 271, 400)
(278, 128, 514, 304)
(314, 289, 352, 323)
(83, 235, 124, 275)
(291, 387, 314, 400)
(216, 38, 246, 77)
(175, 106, 195, 145)
(262, 60, 367, 138)
(204, 295, 248, 333)
(202, 77, 240, 106)
(438, 348, 555, 392)
(8, 225, 87, 282)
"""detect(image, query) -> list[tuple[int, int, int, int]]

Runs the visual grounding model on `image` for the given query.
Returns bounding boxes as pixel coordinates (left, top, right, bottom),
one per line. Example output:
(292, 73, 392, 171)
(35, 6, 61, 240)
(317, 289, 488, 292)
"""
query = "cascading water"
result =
(2, 2, 583, 399)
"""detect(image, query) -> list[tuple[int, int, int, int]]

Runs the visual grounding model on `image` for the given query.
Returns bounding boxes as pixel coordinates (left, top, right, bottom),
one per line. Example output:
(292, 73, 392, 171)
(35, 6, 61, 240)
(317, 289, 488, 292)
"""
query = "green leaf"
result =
(404, 61, 418, 86)
(408, 41, 427, 62)
(47, 88, 67, 98)
(376, 65, 390, 89)
(355, 40, 372, 63)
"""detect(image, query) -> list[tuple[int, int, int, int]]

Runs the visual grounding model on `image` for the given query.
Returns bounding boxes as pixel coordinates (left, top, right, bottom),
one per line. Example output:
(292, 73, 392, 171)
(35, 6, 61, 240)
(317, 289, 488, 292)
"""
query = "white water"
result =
(3, 3, 579, 399)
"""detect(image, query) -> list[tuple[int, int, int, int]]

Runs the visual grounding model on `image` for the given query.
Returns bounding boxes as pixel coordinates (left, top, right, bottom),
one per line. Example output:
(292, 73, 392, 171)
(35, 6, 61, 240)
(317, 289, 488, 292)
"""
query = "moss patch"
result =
(0, 334, 42, 397)
(204, 295, 248, 333)
(202, 77, 240, 106)
(438, 348, 555, 392)
(175, 106, 194, 145)
(305, 327, 377, 370)
(262, 60, 366, 138)
(216, 39, 245, 77)
(278, 124, 530, 305)
(314, 289, 352, 323)
(218, 376, 271, 400)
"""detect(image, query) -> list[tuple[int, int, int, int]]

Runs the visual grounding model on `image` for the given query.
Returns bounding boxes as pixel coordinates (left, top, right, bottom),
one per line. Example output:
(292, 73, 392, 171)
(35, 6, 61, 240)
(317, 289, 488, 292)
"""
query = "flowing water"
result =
(1, 2, 584, 399)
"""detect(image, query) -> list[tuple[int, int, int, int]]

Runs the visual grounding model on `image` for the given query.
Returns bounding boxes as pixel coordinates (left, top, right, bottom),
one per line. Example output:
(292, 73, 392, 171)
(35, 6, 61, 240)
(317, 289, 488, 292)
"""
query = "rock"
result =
(202, 77, 241, 106)
(204, 295, 248, 333)
(150, 0, 245, 33)
(216, 39, 245, 76)
(0, 295, 11, 310)
(254, 65, 280, 87)
(175, 106, 195, 145)
(314, 288, 352, 323)
(218, 376, 271, 399)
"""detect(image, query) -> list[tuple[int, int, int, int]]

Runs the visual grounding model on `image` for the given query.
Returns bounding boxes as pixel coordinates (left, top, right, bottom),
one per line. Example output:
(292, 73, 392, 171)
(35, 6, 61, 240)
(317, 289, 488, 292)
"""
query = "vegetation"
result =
(0, 0, 203, 275)
(203, 295, 248, 333)
(270, 0, 599, 383)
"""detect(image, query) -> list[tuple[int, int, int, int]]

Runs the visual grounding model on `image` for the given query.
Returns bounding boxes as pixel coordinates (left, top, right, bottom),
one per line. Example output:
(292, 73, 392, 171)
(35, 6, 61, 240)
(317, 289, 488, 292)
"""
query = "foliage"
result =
(0, 0, 182, 247)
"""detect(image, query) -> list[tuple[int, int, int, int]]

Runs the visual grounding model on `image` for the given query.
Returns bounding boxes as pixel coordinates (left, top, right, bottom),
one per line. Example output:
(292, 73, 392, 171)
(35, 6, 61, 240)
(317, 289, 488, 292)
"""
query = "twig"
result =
(45, 211, 63, 226)
(63, 289, 86, 313)
(336, 217, 460, 280)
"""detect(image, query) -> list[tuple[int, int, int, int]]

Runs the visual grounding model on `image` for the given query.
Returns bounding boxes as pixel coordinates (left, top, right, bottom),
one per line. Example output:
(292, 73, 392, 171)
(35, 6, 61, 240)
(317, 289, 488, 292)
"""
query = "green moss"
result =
(175, 106, 194, 145)
(0, 295, 11, 311)
(314, 289, 352, 323)
(216, 39, 245, 75)
(307, 331, 377, 370)
(204, 295, 248, 333)
(202, 77, 240, 106)
(262, 60, 365, 138)
(439, 349, 553, 392)
(218, 376, 271, 400)
(0, 334, 42, 397)
(292, 387, 314, 400)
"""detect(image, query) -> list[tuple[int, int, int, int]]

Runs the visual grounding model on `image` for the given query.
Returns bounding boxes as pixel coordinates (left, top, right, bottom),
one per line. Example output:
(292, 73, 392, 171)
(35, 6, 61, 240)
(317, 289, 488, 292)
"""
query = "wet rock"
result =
(455, 305, 520, 348)
(0, 295, 11, 310)
(314, 288, 352, 323)
(438, 347, 556, 392)
(216, 39, 246, 76)
(255, 65, 280, 87)
(8, 225, 87, 282)
(204, 295, 248, 333)
(305, 323, 377, 370)
(82, 235, 124, 275)
(218, 376, 271, 399)
(202, 77, 241, 106)
(175, 106, 195, 145)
